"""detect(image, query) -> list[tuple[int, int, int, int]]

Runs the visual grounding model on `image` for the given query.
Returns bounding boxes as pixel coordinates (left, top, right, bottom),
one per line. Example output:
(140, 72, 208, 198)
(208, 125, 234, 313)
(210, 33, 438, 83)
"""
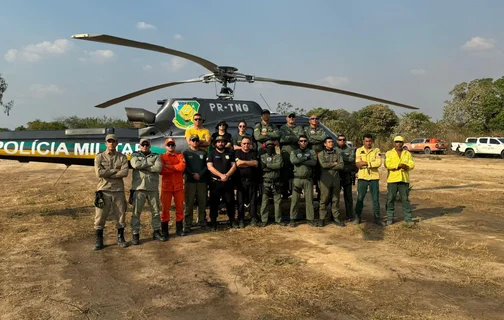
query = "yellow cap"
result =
(393, 136, 404, 142)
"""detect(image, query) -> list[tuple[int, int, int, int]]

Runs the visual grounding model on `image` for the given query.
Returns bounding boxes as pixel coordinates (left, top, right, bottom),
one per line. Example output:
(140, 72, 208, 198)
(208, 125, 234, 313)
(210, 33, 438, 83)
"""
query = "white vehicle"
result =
(451, 137, 504, 158)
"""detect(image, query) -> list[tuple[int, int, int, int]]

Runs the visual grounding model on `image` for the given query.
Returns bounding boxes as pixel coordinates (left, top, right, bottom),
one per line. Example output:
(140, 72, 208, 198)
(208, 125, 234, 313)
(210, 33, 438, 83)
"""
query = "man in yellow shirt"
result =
(354, 134, 384, 226)
(384, 136, 415, 226)
(185, 113, 211, 150)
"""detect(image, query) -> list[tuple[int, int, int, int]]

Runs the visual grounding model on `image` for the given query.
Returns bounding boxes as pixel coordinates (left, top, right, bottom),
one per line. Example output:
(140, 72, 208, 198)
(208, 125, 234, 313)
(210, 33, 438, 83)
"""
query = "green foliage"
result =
(354, 104, 398, 140)
(0, 128, 9, 132)
(276, 102, 306, 116)
(0, 74, 14, 116)
(20, 116, 134, 130)
(443, 77, 504, 132)
(26, 120, 67, 130)
(15, 126, 26, 131)
(56, 116, 135, 129)
(394, 112, 434, 140)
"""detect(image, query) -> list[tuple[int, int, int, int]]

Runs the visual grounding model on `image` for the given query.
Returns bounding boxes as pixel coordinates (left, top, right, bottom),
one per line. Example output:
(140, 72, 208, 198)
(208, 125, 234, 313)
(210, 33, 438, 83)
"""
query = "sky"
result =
(1, 0, 503, 129)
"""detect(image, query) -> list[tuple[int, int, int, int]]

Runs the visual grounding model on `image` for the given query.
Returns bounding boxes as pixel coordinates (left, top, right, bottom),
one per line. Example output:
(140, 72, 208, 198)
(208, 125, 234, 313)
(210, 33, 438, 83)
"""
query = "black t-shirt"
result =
(234, 149, 258, 180)
(207, 149, 235, 180)
(211, 132, 233, 145)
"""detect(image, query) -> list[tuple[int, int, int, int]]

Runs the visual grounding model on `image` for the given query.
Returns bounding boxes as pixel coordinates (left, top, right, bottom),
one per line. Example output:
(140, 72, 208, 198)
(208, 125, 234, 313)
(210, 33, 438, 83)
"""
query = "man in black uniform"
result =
(335, 134, 356, 221)
(234, 136, 259, 228)
(206, 135, 237, 231)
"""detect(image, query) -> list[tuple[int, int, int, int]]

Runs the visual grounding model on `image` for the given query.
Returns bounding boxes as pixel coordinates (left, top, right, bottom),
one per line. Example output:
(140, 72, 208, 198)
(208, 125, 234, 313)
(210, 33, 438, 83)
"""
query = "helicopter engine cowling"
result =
(125, 108, 157, 125)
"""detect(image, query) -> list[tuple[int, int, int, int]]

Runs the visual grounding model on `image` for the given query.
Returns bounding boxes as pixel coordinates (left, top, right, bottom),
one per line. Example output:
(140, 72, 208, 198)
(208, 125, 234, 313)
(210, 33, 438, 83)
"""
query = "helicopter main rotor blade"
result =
(95, 78, 203, 108)
(254, 77, 418, 110)
(72, 34, 218, 72)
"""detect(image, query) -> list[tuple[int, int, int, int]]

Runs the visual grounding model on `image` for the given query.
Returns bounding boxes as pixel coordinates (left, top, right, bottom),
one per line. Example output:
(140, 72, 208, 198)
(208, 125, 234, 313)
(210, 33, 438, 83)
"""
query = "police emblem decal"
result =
(171, 100, 201, 130)
(267, 157, 272, 162)
(297, 153, 302, 158)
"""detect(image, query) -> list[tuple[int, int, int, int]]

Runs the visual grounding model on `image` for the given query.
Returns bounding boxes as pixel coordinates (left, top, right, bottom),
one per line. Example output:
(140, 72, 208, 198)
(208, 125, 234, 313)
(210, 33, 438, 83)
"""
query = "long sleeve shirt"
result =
(384, 149, 415, 183)
(355, 146, 381, 180)
(130, 151, 162, 191)
(94, 150, 129, 191)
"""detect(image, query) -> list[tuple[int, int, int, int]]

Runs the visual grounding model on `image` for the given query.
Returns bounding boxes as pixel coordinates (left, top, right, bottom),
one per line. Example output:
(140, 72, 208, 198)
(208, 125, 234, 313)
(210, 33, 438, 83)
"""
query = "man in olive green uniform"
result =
(289, 135, 317, 227)
(254, 109, 280, 154)
(93, 134, 129, 251)
(335, 134, 357, 221)
(318, 137, 345, 227)
(130, 138, 166, 244)
(304, 115, 328, 199)
(259, 140, 284, 226)
(279, 113, 305, 198)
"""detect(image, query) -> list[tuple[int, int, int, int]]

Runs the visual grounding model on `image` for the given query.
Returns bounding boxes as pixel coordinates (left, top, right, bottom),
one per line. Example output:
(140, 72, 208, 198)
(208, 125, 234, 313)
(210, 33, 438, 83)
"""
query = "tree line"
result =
(1, 72, 503, 149)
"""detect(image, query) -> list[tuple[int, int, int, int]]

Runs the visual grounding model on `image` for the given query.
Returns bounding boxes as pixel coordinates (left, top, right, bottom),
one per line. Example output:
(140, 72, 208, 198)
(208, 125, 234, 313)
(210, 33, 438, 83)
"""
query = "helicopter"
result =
(0, 34, 417, 166)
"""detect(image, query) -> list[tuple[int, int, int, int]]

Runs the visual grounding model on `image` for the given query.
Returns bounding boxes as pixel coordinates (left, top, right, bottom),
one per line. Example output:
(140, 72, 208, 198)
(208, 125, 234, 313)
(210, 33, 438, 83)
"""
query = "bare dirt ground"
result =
(0, 155, 503, 320)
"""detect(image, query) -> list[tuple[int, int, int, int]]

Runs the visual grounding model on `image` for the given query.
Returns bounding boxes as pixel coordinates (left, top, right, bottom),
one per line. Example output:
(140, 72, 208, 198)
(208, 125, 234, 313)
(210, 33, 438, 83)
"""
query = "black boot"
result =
(176, 221, 185, 236)
(132, 233, 140, 245)
(93, 229, 104, 251)
(211, 219, 218, 232)
(117, 228, 129, 248)
(161, 221, 170, 240)
(153, 229, 168, 242)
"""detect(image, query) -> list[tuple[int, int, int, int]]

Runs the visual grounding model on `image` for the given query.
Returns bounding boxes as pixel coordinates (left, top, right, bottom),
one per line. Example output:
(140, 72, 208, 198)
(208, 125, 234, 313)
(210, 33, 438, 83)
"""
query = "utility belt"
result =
(211, 176, 233, 183)
(293, 176, 313, 180)
(263, 178, 280, 184)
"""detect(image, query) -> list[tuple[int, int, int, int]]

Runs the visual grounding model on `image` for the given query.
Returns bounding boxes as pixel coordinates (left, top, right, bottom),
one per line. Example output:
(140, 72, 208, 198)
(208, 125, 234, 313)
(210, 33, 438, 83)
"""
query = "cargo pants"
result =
(355, 179, 380, 221)
(131, 190, 162, 234)
(319, 173, 341, 222)
(184, 182, 208, 227)
(290, 177, 315, 222)
(94, 191, 127, 230)
(386, 182, 412, 222)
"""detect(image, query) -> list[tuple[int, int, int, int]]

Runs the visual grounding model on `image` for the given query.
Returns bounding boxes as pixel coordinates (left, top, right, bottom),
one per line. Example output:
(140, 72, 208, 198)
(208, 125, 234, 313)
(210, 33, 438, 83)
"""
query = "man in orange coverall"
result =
(160, 138, 186, 237)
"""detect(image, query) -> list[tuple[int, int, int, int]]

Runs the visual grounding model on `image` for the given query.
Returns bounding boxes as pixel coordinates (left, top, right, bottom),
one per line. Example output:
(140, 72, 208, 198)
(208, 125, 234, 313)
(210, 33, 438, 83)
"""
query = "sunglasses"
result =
(140, 143, 150, 147)
(106, 139, 116, 143)
(310, 118, 318, 120)
(191, 139, 200, 142)
(238, 125, 246, 128)
(218, 124, 226, 126)
(166, 143, 175, 147)
(193, 118, 202, 121)
(299, 140, 308, 143)
(337, 139, 346, 141)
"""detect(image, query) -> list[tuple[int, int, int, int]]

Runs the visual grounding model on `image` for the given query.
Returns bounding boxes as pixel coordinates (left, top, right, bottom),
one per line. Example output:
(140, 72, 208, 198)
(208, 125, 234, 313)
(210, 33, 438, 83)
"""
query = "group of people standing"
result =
(92, 110, 415, 251)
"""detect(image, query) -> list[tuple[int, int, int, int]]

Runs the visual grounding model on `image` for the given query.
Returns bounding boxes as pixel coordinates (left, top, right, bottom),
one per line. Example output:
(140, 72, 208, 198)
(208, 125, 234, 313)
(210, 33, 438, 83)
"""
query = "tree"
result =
(0, 74, 14, 116)
(276, 102, 306, 116)
(354, 104, 398, 139)
(395, 112, 434, 139)
(57, 116, 135, 129)
(443, 77, 504, 132)
(0, 128, 9, 132)
(26, 120, 67, 130)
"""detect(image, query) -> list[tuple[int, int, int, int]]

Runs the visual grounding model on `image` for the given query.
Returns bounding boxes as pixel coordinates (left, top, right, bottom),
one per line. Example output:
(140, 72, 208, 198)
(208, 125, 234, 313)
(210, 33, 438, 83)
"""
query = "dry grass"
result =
(1, 156, 504, 319)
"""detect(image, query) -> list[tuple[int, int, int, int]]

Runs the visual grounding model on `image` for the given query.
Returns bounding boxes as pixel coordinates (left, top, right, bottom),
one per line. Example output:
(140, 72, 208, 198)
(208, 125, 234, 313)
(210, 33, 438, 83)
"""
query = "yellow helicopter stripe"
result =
(0, 150, 133, 160)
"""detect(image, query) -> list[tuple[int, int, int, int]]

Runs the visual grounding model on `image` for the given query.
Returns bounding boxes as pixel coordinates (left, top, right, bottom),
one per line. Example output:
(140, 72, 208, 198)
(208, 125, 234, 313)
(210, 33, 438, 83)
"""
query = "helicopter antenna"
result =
(259, 93, 272, 110)
(53, 164, 71, 187)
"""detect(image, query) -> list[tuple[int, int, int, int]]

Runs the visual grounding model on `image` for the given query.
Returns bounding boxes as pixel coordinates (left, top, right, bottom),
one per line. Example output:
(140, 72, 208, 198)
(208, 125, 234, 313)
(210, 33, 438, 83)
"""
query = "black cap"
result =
(288, 113, 296, 117)
(215, 120, 228, 130)
(261, 109, 270, 115)
(214, 135, 228, 142)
